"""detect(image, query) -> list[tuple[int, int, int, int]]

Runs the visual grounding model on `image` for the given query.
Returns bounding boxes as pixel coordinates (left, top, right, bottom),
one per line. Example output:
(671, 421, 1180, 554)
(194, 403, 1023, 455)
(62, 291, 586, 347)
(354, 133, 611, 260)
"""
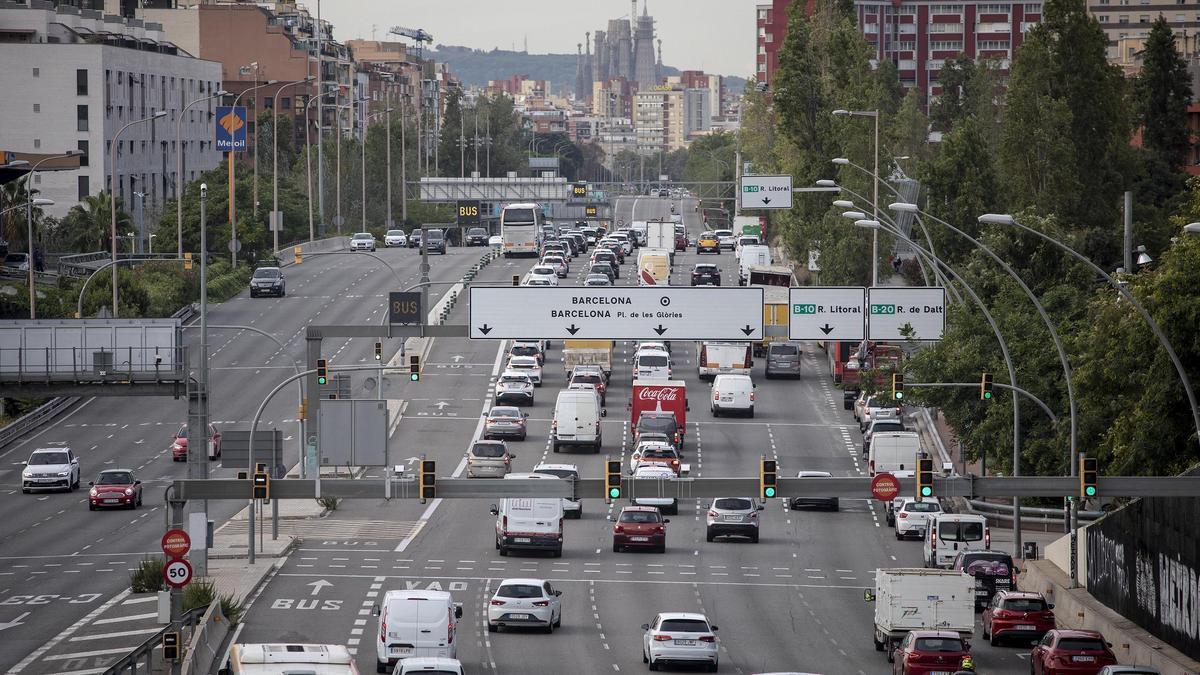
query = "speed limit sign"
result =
(163, 559, 193, 589)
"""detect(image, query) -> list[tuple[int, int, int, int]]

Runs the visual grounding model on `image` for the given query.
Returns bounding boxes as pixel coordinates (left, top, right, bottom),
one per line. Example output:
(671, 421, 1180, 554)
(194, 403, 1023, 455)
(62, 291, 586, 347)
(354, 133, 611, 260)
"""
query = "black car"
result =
(466, 227, 489, 246)
(952, 551, 1017, 610)
(408, 230, 423, 248)
(249, 267, 285, 297)
(589, 262, 617, 283)
(691, 264, 721, 286)
(593, 250, 620, 270)
(424, 229, 447, 254)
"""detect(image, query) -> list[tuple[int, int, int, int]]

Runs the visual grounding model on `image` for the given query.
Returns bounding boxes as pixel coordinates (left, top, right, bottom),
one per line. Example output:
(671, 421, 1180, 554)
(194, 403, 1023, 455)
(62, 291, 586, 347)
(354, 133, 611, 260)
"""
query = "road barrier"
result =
(0, 396, 76, 449)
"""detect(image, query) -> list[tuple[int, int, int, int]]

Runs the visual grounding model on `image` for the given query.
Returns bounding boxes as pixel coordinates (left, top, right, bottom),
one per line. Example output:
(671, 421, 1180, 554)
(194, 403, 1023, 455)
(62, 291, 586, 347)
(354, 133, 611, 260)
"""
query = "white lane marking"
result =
(9, 588, 131, 672)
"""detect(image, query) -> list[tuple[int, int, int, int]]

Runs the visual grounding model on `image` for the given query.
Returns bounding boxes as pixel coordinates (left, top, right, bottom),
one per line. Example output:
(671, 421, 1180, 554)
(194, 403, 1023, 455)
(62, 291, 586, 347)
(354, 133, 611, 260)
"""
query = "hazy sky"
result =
(316, 0, 757, 78)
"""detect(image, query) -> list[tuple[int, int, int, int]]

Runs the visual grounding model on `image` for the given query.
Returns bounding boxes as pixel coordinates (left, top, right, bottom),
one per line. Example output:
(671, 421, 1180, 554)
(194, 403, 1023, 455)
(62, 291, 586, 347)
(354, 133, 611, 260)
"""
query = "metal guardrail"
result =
(57, 252, 180, 277)
(0, 266, 58, 285)
(102, 604, 208, 675)
(0, 396, 76, 448)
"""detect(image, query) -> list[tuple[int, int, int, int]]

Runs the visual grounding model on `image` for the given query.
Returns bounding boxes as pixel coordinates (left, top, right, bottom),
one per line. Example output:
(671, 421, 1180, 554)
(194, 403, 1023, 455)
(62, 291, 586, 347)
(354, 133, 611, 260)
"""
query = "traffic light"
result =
(892, 372, 905, 400)
(1080, 456, 1098, 498)
(183, 252, 193, 270)
(375, 341, 383, 361)
(980, 372, 994, 400)
(316, 359, 328, 386)
(419, 459, 436, 503)
(760, 457, 778, 499)
(605, 458, 622, 502)
(294, 245, 303, 265)
(409, 354, 421, 381)
(916, 456, 935, 501)
(512, 274, 520, 287)
(162, 632, 180, 660)
(252, 472, 269, 500)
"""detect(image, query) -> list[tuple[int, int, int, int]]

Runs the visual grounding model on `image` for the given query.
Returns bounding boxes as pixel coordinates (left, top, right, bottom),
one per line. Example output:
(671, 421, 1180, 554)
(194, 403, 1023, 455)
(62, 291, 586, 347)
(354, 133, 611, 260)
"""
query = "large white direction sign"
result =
(740, 175, 793, 209)
(789, 287, 865, 341)
(470, 287, 765, 340)
(867, 287, 946, 341)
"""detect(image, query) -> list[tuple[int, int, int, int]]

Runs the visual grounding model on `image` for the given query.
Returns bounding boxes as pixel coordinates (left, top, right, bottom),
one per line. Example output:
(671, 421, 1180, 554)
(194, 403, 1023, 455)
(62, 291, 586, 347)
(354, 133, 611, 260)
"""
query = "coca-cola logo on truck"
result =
(638, 387, 680, 402)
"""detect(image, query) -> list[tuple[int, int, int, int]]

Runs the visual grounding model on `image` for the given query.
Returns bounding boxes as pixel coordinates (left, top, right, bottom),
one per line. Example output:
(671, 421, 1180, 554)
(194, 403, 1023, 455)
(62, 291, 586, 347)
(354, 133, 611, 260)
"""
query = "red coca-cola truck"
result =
(631, 379, 688, 449)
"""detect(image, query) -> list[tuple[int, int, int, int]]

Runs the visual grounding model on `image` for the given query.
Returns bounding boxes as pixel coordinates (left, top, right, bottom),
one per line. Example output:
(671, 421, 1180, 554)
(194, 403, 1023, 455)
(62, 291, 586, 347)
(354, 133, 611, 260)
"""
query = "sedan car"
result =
(791, 471, 840, 510)
(714, 229, 736, 249)
(495, 371, 535, 405)
(484, 406, 528, 441)
(691, 263, 721, 286)
(532, 462, 582, 518)
(384, 229, 407, 247)
(507, 355, 542, 386)
(705, 497, 762, 542)
(641, 612, 719, 672)
(588, 262, 617, 283)
(612, 505, 668, 553)
(891, 630, 971, 675)
(541, 255, 569, 278)
(584, 273, 612, 286)
(349, 232, 376, 251)
(408, 230, 423, 248)
(466, 440, 515, 478)
(249, 266, 285, 297)
(1030, 629, 1117, 674)
(487, 578, 562, 633)
(171, 423, 221, 461)
(524, 276, 557, 287)
(982, 590, 1056, 646)
(88, 469, 142, 510)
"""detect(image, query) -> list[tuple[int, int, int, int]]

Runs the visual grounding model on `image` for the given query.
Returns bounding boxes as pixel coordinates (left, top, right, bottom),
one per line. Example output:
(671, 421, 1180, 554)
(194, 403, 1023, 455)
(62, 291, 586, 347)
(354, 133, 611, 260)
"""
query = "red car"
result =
(171, 423, 221, 461)
(674, 232, 688, 252)
(1030, 629, 1117, 675)
(982, 590, 1056, 646)
(88, 469, 143, 510)
(891, 630, 970, 675)
(612, 505, 668, 553)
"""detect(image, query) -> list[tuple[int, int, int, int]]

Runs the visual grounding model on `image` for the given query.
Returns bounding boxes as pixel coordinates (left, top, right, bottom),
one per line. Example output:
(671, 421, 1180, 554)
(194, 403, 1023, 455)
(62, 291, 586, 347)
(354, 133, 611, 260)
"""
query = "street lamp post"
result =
(111, 111, 166, 317)
(231, 78, 279, 267)
(176, 89, 229, 257)
(271, 77, 314, 254)
(832, 109, 881, 286)
(362, 107, 395, 232)
(18, 152, 77, 319)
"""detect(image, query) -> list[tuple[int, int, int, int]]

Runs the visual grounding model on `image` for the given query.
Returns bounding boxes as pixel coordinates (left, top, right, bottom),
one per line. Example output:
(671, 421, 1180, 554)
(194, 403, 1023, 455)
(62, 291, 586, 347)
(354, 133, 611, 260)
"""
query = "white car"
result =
(894, 496, 942, 540)
(384, 229, 407, 247)
(507, 356, 543, 386)
(714, 229, 736, 249)
(350, 232, 376, 251)
(487, 578, 562, 633)
(495, 370, 535, 405)
(631, 464, 678, 515)
(489, 234, 504, 248)
(524, 276, 557, 286)
(526, 265, 559, 286)
(541, 255, 569, 278)
(641, 612, 719, 671)
(629, 441, 680, 474)
(21, 447, 81, 492)
(532, 462, 582, 518)
(394, 658, 465, 675)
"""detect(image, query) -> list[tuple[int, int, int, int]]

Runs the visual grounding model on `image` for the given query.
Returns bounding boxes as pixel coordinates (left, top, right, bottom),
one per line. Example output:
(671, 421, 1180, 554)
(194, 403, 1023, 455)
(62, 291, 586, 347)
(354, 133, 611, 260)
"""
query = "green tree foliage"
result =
(683, 132, 736, 183)
(1133, 17, 1193, 208)
(922, 118, 1004, 262)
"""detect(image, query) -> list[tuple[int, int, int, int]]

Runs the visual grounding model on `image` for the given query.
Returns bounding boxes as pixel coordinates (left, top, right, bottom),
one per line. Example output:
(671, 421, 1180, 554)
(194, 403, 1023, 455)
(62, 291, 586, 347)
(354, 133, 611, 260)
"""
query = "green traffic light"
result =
(317, 376, 327, 385)
(763, 487, 777, 498)
(410, 373, 419, 382)
(983, 392, 992, 400)
(608, 487, 621, 499)
(894, 391, 904, 400)
(920, 486, 932, 497)
(1085, 486, 1097, 497)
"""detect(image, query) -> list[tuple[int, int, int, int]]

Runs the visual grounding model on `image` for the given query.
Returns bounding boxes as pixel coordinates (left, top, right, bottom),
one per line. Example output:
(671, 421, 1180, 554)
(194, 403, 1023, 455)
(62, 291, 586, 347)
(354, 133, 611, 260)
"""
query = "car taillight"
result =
(931, 528, 937, 547)
(713, 390, 720, 400)
(698, 635, 716, 643)
(749, 392, 755, 402)
(708, 511, 718, 518)
(381, 620, 387, 641)
(653, 635, 673, 642)
(532, 600, 550, 607)
(748, 511, 758, 519)
(898, 512, 908, 519)
(551, 420, 557, 431)
(490, 599, 506, 606)
(502, 516, 508, 530)
(447, 620, 453, 643)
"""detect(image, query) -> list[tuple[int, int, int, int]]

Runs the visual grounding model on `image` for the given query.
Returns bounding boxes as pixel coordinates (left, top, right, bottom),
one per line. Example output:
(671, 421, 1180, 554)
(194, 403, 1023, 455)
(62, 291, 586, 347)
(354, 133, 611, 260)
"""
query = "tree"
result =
(1133, 16, 1193, 205)
(438, 88, 466, 179)
(922, 117, 1004, 263)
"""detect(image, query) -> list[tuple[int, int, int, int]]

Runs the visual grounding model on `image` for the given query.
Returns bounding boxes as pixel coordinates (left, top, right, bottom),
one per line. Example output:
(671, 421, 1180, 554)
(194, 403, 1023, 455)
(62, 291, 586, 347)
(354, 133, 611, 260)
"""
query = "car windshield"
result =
(620, 510, 661, 523)
(535, 468, 577, 480)
(252, 268, 280, 278)
(387, 230, 403, 236)
(770, 344, 799, 356)
(573, 374, 602, 384)
(468, 228, 487, 236)
(642, 448, 676, 459)
(97, 472, 132, 485)
(940, 521, 985, 541)
(490, 408, 521, 418)
(714, 498, 753, 510)
(639, 417, 677, 434)
(914, 637, 965, 652)
(500, 374, 530, 384)
(904, 502, 941, 512)
(871, 422, 906, 433)
(471, 443, 506, 458)
(353, 233, 371, 239)
(638, 354, 669, 367)
(659, 619, 709, 633)
(30, 452, 68, 465)
(496, 584, 542, 599)
(1057, 638, 1107, 651)
(426, 230, 444, 240)
(695, 266, 717, 273)
(511, 346, 539, 358)
(1002, 598, 1047, 612)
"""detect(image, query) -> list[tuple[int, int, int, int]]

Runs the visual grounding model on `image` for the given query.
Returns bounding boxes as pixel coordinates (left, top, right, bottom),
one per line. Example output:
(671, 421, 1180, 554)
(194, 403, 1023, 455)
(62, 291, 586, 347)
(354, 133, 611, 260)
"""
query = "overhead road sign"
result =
(469, 287, 764, 340)
(214, 106, 247, 152)
(867, 287, 946, 341)
(740, 175, 792, 210)
(788, 287, 865, 341)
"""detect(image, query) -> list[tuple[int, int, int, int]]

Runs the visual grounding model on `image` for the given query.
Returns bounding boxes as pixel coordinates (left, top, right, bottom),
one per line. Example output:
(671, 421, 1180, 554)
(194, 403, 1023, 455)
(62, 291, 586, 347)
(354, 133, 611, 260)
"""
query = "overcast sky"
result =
(317, 0, 757, 78)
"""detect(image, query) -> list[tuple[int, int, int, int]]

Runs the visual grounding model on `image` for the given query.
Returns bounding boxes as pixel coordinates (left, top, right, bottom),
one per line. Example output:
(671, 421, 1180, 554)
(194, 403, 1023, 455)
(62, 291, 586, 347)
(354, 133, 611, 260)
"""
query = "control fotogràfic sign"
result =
(469, 287, 764, 340)
(866, 287, 946, 341)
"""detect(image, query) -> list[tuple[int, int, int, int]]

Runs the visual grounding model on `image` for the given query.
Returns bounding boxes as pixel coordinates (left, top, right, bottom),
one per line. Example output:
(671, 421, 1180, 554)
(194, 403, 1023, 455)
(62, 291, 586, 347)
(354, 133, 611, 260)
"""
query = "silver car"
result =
(484, 406, 528, 441)
(349, 232, 376, 251)
(495, 371, 535, 405)
(705, 497, 762, 542)
(466, 440, 514, 478)
(765, 342, 802, 378)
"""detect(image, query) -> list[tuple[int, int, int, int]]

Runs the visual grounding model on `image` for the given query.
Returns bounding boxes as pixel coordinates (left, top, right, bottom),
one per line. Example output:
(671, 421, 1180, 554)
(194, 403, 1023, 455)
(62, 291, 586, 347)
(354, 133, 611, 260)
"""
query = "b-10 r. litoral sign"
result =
(469, 287, 764, 340)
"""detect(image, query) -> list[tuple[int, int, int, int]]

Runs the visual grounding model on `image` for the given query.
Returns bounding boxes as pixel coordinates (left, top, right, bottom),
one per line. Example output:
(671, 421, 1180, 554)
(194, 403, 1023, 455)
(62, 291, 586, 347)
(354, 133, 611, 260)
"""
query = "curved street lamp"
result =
(176, 89, 230, 256)
(112, 111, 167, 316)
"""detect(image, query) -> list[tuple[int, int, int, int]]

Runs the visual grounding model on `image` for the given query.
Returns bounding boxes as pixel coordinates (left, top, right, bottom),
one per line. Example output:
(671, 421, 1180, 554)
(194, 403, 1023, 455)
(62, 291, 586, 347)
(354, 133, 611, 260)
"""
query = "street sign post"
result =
(214, 106, 247, 152)
(788, 287, 866, 341)
(163, 558, 193, 589)
(740, 175, 793, 210)
(870, 472, 901, 501)
(161, 529, 191, 558)
(867, 287, 946, 341)
(469, 287, 765, 340)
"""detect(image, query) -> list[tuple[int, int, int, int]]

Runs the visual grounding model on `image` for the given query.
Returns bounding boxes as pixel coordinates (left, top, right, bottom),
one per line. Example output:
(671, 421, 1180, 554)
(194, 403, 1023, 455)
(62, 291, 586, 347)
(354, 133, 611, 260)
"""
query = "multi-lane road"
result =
(0, 196, 1039, 674)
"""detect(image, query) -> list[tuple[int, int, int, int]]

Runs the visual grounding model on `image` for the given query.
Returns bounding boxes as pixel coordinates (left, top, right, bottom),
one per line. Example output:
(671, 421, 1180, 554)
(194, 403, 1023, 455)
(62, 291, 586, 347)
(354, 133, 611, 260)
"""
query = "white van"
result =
(923, 513, 990, 568)
(221, 644, 356, 675)
(634, 348, 672, 380)
(710, 373, 756, 417)
(552, 389, 604, 453)
(373, 591, 462, 673)
(637, 249, 671, 285)
(737, 245, 772, 285)
(491, 488, 565, 557)
(868, 431, 923, 476)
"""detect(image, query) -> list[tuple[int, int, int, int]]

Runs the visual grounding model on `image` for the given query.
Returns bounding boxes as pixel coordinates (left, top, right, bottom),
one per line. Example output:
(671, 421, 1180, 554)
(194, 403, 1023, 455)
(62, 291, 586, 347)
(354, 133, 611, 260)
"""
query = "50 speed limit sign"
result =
(163, 559, 193, 589)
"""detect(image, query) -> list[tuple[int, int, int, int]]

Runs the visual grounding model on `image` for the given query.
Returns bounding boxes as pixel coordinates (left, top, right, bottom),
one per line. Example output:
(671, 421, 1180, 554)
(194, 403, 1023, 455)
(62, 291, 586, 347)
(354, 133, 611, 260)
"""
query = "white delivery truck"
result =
(645, 220, 675, 259)
(868, 568, 975, 658)
(737, 245, 773, 285)
(868, 431, 924, 477)
(697, 342, 753, 380)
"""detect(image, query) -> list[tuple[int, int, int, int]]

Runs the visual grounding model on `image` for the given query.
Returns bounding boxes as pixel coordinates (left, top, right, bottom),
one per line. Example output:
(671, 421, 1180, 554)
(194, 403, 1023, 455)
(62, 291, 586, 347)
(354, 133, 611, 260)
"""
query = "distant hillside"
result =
(429, 45, 745, 97)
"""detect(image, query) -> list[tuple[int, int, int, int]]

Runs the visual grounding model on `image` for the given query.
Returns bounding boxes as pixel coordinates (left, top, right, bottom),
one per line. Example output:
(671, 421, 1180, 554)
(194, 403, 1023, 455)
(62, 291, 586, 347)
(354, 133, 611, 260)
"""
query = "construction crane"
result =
(389, 25, 433, 59)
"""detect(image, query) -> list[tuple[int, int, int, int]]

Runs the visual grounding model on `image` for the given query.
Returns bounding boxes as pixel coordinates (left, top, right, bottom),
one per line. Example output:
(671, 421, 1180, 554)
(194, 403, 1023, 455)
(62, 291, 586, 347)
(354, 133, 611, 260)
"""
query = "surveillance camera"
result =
(155, 354, 163, 365)
(200, 183, 208, 193)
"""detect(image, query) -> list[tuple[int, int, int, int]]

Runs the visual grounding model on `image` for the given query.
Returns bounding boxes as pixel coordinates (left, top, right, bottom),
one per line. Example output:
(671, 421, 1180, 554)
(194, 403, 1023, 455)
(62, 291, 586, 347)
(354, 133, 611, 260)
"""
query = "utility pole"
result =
(400, 95, 408, 224)
(187, 182, 211, 579)
(316, 0, 326, 237)
(385, 87, 394, 228)
(459, 107, 466, 178)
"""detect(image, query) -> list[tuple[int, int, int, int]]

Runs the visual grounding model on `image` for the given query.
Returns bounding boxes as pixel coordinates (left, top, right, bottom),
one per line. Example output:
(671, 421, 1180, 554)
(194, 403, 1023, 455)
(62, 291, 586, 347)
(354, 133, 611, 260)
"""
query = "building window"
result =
(32, 67, 39, 77)
(265, 96, 274, 108)
(77, 68, 88, 96)
(1024, 2, 1043, 10)
(281, 96, 292, 110)
(78, 140, 89, 167)
(33, 103, 40, 113)
(1177, 13, 1186, 21)
(979, 40, 1012, 49)
(1140, 14, 1149, 21)
(930, 40, 965, 50)
(978, 3, 1010, 12)
(1119, 15, 1130, 22)
(77, 104, 88, 131)
(78, 175, 90, 202)
(33, 139, 41, 149)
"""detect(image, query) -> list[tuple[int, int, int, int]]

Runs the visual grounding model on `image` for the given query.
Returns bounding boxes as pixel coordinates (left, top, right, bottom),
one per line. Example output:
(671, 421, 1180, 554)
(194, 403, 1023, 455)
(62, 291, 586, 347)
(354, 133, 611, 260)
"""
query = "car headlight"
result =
(172, 443, 183, 451)
(125, 488, 134, 495)
(90, 489, 98, 497)
(58, 470, 70, 477)
(22, 470, 31, 479)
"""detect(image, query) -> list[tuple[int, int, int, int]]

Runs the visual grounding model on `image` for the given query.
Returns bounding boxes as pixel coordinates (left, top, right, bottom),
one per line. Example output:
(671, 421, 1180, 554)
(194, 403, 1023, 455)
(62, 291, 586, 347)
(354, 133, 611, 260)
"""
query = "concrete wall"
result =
(1045, 526, 1090, 589)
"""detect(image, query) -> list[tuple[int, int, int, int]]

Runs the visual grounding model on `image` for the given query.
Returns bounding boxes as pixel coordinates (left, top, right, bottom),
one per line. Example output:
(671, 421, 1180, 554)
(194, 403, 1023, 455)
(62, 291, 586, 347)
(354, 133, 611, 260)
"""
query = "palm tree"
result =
(0, 180, 39, 250)
(78, 192, 132, 251)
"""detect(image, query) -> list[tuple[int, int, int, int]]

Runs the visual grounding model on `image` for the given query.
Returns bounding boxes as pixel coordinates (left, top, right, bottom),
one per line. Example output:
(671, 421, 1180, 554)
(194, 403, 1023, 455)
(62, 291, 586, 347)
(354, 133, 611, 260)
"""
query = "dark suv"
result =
(952, 551, 1016, 610)
(424, 229, 447, 254)
(636, 413, 682, 450)
(466, 227, 489, 246)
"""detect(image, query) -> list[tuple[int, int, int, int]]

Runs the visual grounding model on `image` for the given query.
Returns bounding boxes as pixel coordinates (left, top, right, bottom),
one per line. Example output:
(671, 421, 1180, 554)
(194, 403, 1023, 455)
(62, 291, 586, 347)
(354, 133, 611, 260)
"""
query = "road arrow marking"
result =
(451, 355, 464, 363)
(566, 324, 581, 335)
(434, 401, 451, 410)
(307, 579, 333, 596)
(653, 324, 668, 336)
(741, 325, 754, 336)
(819, 323, 835, 335)
(0, 612, 30, 632)
(478, 324, 492, 335)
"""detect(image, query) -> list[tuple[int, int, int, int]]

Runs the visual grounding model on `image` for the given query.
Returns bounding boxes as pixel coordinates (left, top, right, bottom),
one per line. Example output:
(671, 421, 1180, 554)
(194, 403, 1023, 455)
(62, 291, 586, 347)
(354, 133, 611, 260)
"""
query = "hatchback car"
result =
(568, 371, 606, 404)
(588, 263, 617, 283)
(484, 406, 528, 441)
(584, 273, 612, 286)
(249, 266, 285, 297)
(697, 231, 720, 254)
(487, 578, 562, 633)
(350, 232, 376, 251)
(532, 462, 582, 518)
(1030, 629, 1117, 674)
(88, 469, 142, 510)
(383, 229, 407, 247)
(510, 341, 544, 365)
(631, 464, 679, 514)
(630, 441, 681, 474)
(541, 255, 569, 278)
(705, 497, 762, 542)
(891, 630, 971, 675)
(507, 355, 542, 386)
(635, 413, 682, 450)
(714, 229, 736, 249)
(791, 470, 839, 510)
(641, 612, 719, 672)
(691, 263, 721, 286)
(612, 505, 668, 553)
(894, 497, 942, 539)
(495, 371, 535, 405)
(982, 590, 1056, 646)
(527, 265, 559, 286)
(171, 423, 221, 461)
(466, 440, 514, 478)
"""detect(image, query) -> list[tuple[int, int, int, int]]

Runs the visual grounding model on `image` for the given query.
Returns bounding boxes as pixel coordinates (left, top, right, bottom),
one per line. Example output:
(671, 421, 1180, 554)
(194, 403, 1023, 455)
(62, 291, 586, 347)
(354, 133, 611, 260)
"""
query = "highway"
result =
(0, 242, 488, 674)
(210, 195, 1037, 674)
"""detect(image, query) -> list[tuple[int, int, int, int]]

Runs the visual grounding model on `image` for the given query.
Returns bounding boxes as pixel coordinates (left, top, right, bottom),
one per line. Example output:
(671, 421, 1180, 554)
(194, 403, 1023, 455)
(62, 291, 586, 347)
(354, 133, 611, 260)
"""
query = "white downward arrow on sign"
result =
(308, 579, 334, 596)
(0, 612, 30, 632)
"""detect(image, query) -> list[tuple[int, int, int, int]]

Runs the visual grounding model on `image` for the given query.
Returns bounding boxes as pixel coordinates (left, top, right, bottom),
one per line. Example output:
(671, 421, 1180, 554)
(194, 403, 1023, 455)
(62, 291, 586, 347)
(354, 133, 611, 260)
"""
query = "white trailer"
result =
(645, 220, 674, 252)
(869, 568, 974, 657)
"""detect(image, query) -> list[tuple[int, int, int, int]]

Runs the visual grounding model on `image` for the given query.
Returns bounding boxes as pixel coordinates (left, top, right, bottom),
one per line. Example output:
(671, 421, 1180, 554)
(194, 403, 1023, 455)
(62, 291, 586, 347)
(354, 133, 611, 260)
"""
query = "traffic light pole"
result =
(904, 381, 1058, 425)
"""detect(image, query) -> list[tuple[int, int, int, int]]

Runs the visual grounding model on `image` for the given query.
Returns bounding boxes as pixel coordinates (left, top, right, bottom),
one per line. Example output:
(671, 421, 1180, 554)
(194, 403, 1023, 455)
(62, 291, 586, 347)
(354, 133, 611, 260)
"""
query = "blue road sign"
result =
(215, 106, 247, 152)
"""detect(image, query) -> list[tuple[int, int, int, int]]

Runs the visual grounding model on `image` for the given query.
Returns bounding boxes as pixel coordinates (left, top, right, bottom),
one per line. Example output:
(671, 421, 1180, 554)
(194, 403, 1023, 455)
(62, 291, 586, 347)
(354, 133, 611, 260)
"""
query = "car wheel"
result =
(520, 433, 527, 441)
(499, 546, 508, 556)
(648, 660, 659, 671)
(552, 547, 562, 558)
(88, 503, 95, 511)
(643, 649, 649, 664)
(22, 488, 30, 494)
(137, 494, 143, 506)
(706, 528, 715, 542)
(552, 443, 560, 453)
(613, 543, 621, 553)
(982, 625, 990, 640)
(545, 620, 554, 634)
(748, 407, 755, 418)
(895, 530, 903, 540)
(750, 531, 759, 543)
(554, 613, 561, 628)
(707, 662, 718, 673)
(656, 544, 666, 554)
(711, 408, 719, 418)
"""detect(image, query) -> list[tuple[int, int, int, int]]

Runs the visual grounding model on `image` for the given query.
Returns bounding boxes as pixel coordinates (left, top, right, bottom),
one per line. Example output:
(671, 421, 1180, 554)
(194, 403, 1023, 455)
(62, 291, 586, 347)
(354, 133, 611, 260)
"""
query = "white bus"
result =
(501, 202, 542, 257)
(220, 644, 357, 675)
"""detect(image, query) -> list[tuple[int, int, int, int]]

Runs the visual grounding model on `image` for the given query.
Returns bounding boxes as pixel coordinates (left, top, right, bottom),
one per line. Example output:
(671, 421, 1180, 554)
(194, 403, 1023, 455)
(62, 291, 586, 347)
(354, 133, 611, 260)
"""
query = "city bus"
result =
(220, 644, 357, 675)
(500, 202, 543, 257)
